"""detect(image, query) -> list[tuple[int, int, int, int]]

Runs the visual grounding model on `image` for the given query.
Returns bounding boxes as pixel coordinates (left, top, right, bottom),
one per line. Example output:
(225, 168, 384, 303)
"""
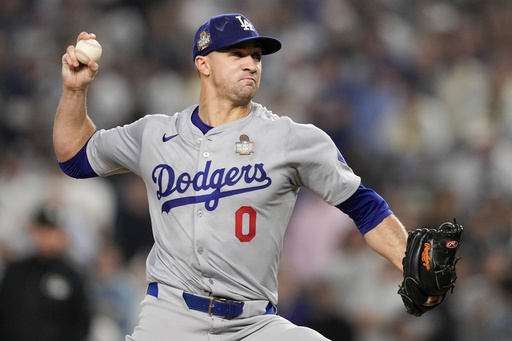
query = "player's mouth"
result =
(240, 75, 258, 85)
(241, 76, 256, 82)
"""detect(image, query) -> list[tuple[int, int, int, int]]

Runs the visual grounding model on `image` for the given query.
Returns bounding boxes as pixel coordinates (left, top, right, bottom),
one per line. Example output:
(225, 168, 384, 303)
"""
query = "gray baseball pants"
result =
(126, 283, 329, 341)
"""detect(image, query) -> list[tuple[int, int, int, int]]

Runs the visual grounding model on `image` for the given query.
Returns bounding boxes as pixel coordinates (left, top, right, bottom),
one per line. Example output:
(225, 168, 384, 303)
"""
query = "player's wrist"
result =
(61, 84, 89, 95)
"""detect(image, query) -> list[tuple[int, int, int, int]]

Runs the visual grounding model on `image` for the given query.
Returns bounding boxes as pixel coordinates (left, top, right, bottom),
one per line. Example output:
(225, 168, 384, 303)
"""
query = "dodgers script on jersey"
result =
(86, 103, 361, 305)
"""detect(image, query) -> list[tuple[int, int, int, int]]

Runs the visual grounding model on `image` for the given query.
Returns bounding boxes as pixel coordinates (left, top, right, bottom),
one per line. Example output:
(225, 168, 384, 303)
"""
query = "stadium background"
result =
(1, 0, 512, 340)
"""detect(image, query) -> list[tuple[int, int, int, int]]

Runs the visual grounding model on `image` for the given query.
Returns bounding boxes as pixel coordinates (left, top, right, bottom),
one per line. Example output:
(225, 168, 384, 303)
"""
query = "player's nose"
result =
(241, 56, 259, 73)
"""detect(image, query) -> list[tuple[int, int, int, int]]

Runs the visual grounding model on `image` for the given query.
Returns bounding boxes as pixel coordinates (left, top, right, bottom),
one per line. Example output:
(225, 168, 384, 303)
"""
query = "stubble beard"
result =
(225, 81, 258, 107)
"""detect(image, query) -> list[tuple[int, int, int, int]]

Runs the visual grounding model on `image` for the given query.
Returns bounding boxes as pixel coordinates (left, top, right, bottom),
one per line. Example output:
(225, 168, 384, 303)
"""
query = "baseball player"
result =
(55, 13, 440, 341)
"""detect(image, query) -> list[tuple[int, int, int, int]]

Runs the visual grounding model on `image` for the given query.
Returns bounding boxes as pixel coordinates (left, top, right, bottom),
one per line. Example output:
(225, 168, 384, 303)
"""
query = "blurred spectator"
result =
(0, 204, 90, 341)
(112, 173, 153, 263)
(276, 267, 316, 327)
(303, 280, 355, 341)
(88, 235, 138, 341)
(45, 163, 117, 270)
(322, 229, 416, 341)
(282, 189, 355, 283)
(0, 148, 48, 265)
(487, 272, 512, 341)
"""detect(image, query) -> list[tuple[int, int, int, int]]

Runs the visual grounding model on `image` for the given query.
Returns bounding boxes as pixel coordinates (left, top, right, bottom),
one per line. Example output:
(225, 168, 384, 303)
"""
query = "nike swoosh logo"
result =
(162, 133, 179, 142)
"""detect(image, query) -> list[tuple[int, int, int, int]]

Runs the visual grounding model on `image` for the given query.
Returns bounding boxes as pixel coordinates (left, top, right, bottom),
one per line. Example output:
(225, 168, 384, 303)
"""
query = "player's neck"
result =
(197, 100, 252, 127)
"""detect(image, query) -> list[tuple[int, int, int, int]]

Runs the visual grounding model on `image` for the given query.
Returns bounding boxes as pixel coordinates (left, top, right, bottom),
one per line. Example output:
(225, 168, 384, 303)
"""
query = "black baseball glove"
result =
(398, 219, 463, 316)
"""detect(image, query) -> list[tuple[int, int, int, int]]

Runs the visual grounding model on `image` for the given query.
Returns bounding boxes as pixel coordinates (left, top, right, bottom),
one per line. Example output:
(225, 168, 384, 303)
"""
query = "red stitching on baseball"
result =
(75, 49, 91, 62)
(81, 40, 101, 50)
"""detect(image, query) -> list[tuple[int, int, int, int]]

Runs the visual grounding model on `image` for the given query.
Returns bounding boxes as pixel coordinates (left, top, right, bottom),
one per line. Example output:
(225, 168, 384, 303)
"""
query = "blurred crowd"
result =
(1, 0, 512, 340)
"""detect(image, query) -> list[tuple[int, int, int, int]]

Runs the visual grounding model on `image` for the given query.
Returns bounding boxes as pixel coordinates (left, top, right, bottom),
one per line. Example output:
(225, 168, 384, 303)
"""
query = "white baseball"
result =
(75, 39, 102, 64)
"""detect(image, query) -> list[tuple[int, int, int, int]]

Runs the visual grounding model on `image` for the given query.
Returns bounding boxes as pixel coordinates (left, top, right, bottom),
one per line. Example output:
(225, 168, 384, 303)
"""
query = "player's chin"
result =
(239, 79, 258, 91)
(231, 93, 255, 107)
(237, 85, 258, 100)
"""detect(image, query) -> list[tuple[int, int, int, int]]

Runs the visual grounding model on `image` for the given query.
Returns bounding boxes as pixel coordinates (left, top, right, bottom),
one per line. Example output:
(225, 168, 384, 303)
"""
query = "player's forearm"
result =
(364, 214, 408, 272)
(53, 88, 96, 162)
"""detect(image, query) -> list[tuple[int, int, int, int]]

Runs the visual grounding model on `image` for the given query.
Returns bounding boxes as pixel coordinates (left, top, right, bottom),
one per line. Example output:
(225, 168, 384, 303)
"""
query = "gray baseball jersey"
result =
(87, 102, 360, 305)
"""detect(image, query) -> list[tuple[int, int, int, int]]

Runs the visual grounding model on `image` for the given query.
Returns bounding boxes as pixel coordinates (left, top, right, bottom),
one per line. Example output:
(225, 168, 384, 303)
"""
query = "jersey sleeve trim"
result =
(336, 184, 393, 235)
(58, 140, 98, 179)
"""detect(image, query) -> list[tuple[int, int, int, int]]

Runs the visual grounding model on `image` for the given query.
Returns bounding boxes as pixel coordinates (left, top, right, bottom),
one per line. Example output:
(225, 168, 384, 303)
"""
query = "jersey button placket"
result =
(195, 137, 212, 284)
(196, 210, 204, 256)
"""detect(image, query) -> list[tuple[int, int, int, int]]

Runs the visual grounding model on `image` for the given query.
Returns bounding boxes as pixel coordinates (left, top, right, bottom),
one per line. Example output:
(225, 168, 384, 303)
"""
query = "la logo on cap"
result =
(236, 16, 255, 31)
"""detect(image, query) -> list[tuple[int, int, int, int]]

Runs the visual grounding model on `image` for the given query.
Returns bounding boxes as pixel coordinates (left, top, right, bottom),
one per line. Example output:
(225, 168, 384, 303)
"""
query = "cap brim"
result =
(223, 36, 282, 55)
(255, 37, 282, 55)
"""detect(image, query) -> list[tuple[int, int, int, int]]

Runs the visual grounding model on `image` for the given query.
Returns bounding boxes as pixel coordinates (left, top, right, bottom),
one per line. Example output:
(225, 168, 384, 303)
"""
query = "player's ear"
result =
(195, 56, 210, 76)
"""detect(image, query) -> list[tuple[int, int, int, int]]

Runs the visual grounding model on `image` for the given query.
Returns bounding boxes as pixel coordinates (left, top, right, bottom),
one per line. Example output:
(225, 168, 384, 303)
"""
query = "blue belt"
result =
(146, 282, 275, 319)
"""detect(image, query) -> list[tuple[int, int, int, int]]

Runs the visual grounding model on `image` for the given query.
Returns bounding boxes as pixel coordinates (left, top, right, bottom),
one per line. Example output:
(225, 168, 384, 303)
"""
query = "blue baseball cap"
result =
(192, 13, 282, 61)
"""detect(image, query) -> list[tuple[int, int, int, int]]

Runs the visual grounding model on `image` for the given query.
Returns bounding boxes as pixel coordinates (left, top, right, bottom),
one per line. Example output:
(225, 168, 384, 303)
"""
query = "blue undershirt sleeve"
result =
(336, 183, 393, 235)
(58, 140, 98, 179)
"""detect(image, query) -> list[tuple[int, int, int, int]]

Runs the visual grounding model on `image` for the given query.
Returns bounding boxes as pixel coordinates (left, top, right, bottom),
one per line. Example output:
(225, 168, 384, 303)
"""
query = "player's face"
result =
(208, 41, 263, 105)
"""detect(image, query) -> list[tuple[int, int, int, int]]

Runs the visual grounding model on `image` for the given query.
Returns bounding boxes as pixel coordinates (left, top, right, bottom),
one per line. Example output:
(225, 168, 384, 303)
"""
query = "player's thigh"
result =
(244, 315, 330, 341)
(126, 294, 212, 341)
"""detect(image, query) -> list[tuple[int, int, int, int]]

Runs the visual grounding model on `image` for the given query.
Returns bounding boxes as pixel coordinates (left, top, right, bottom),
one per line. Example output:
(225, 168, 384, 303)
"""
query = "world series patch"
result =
(235, 135, 255, 155)
(197, 31, 211, 51)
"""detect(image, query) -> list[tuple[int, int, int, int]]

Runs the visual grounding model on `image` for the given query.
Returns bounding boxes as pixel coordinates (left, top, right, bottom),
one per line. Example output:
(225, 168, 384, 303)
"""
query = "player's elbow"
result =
(57, 140, 98, 179)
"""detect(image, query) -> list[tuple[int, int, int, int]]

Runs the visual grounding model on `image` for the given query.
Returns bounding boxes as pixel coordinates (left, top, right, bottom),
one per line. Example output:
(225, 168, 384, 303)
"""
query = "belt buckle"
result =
(208, 297, 228, 316)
